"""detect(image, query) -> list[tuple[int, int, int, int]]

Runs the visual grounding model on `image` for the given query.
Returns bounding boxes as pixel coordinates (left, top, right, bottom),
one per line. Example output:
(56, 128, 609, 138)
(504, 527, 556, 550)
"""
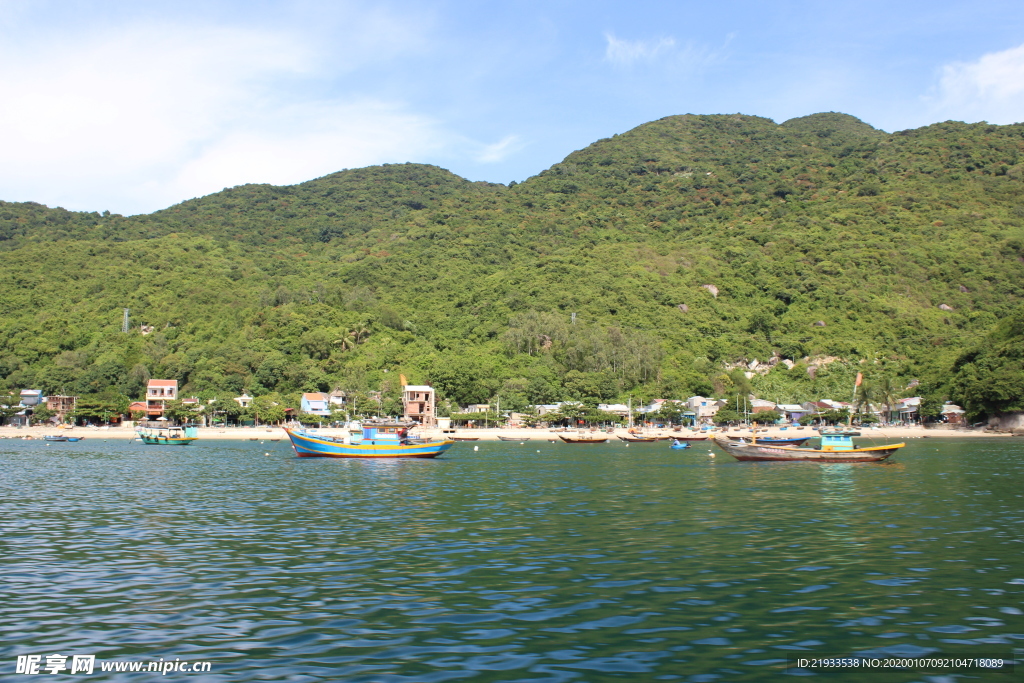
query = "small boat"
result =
(557, 433, 609, 444)
(618, 434, 657, 442)
(43, 435, 68, 442)
(284, 424, 454, 458)
(669, 440, 691, 450)
(673, 435, 709, 442)
(137, 425, 199, 445)
(452, 436, 480, 441)
(497, 435, 532, 441)
(713, 433, 903, 463)
(66, 437, 84, 442)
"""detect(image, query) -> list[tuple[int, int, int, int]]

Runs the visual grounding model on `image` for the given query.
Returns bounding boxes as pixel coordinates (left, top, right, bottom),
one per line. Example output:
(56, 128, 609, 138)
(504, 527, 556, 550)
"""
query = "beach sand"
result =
(0, 423, 1009, 442)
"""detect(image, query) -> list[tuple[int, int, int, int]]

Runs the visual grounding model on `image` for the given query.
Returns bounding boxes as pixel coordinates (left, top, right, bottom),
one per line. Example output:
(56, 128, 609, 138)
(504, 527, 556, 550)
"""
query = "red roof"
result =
(148, 379, 177, 387)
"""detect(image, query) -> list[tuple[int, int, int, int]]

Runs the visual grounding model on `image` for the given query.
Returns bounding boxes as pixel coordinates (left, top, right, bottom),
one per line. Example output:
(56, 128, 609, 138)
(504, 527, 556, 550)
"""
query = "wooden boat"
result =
(452, 436, 480, 441)
(43, 435, 68, 442)
(137, 425, 198, 445)
(713, 433, 904, 463)
(497, 435, 532, 441)
(749, 436, 811, 446)
(673, 435, 709, 441)
(284, 425, 454, 458)
(618, 434, 657, 442)
(557, 432, 609, 444)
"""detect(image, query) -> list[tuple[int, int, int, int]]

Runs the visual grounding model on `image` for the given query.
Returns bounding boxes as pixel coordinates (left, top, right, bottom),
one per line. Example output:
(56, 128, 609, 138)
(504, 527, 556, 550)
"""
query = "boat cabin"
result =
(820, 434, 855, 451)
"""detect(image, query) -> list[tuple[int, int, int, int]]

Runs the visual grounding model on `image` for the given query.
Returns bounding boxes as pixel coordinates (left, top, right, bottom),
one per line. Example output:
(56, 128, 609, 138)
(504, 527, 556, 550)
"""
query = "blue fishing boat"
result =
(670, 439, 691, 450)
(750, 436, 811, 446)
(284, 424, 455, 458)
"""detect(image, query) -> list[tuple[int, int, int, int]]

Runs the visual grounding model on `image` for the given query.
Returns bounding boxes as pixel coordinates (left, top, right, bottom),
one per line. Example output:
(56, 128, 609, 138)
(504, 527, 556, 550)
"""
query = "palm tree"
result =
(875, 377, 901, 425)
(853, 382, 875, 423)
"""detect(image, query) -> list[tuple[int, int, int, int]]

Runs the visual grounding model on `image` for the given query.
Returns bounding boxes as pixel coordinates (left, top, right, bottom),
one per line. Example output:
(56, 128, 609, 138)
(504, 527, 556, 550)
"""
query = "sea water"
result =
(1, 437, 1021, 681)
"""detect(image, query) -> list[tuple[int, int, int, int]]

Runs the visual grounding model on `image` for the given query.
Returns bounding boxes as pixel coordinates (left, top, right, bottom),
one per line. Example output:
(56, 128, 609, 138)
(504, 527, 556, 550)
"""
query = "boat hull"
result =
(138, 435, 197, 445)
(285, 428, 455, 458)
(713, 437, 904, 463)
(557, 434, 609, 444)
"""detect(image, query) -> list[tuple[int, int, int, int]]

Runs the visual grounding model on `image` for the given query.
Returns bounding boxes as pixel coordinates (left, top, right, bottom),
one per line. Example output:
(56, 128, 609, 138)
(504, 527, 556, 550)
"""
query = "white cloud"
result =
(474, 135, 524, 163)
(604, 33, 677, 66)
(930, 43, 1024, 124)
(0, 14, 454, 214)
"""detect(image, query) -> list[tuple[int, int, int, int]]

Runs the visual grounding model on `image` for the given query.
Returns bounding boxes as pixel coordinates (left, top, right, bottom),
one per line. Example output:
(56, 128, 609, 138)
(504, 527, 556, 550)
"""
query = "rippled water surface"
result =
(2, 436, 1023, 681)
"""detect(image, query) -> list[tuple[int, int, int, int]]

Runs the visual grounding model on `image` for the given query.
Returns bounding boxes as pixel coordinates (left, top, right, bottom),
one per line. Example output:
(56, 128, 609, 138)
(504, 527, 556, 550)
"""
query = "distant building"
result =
(776, 404, 806, 421)
(598, 403, 630, 418)
(896, 397, 922, 423)
(300, 392, 331, 417)
(749, 399, 777, 414)
(146, 380, 178, 417)
(403, 385, 436, 426)
(234, 393, 253, 408)
(328, 389, 347, 408)
(940, 402, 965, 424)
(45, 395, 77, 419)
(686, 396, 721, 421)
(463, 404, 491, 414)
(20, 389, 43, 407)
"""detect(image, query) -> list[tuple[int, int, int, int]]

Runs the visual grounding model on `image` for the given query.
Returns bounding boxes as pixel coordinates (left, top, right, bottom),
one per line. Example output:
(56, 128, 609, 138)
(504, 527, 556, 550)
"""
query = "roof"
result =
(777, 404, 805, 411)
(148, 379, 177, 387)
(403, 385, 433, 391)
(302, 392, 327, 400)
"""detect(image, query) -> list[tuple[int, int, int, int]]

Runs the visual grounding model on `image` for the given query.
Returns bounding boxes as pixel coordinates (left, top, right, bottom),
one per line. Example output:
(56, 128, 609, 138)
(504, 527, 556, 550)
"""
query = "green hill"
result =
(2, 112, 1023, 416)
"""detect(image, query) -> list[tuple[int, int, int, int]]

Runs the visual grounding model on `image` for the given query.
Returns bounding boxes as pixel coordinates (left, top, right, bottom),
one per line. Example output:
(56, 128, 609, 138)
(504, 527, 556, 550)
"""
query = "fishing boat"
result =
(137, 425, 199, 445)
(497, 435, 532, 441)
(43, 435, 68, 442)
(557, 432, 609, 444)
(618, 434, 657, 443)
(452, 436, 480, 441)
(284, 423, 454, 458)
(713, 433, 904, 463)
(673, 435, 709, 442)
(669, 440, 691, 450)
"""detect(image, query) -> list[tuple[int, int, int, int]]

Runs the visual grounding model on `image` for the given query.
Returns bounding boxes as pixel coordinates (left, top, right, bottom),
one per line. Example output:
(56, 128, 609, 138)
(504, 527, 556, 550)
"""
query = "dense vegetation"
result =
(2, 112, 1023, 418)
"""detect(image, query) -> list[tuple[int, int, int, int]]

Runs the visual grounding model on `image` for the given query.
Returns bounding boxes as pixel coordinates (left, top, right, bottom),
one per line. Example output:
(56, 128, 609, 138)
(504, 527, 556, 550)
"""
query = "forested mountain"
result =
(2, 112, 1023, 418)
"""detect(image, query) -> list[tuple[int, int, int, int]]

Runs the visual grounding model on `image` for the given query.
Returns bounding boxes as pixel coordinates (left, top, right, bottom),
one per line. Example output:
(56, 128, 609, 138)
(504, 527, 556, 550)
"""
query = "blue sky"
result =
(1, 0, 1023, 214)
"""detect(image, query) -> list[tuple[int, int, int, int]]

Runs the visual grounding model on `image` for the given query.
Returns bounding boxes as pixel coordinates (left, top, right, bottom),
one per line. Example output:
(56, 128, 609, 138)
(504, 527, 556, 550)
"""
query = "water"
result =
(2, 437, 1022, 681)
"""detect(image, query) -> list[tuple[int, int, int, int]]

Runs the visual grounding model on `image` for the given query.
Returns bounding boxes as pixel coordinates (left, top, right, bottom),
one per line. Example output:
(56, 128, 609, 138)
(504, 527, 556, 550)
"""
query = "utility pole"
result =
(122, 308, 130, 333)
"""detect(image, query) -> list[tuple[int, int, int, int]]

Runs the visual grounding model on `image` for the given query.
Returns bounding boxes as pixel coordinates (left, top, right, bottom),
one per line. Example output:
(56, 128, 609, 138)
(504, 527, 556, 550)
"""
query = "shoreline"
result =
(0, 424, 1009, 442)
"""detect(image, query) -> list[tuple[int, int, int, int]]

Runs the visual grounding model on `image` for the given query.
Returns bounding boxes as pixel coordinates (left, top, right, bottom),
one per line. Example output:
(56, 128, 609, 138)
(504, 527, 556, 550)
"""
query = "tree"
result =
(30, 406, 58, 425)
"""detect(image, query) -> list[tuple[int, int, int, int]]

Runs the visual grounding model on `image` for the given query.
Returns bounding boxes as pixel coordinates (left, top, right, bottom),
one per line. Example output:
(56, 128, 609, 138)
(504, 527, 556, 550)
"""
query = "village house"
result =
(145, 380, 177, 417)
(403, 385, 436, 427)
(45, 395, 77, 420)
(300, 392, 331, 417)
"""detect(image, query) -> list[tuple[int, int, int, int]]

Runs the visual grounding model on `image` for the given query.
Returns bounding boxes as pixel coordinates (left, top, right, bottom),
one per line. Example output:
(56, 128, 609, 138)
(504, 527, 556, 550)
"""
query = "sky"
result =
(1, 0, 1023, 215)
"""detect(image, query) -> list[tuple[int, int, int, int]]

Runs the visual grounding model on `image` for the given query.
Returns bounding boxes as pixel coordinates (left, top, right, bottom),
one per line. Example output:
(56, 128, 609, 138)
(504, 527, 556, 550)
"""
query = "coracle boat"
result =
(137, 425, 198, 445)
(669, 440, 691, 450)
(284, 423, 454, 458)
(557, 432, 609, 444)
(713, 433, 904, 463)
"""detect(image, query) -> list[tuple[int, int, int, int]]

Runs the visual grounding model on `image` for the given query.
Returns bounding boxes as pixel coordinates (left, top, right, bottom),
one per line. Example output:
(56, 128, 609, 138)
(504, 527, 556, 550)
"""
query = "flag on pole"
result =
(855, 372, 863, 387)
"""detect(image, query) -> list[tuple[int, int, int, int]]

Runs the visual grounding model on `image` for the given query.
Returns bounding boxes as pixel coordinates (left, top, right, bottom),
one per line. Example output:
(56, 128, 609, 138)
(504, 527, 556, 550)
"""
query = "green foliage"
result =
(1, 115, 1023, 418)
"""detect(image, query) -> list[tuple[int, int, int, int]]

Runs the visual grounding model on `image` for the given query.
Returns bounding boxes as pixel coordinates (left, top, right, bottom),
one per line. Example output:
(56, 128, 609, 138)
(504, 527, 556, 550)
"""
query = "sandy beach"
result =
(0, 423, 1010, 442)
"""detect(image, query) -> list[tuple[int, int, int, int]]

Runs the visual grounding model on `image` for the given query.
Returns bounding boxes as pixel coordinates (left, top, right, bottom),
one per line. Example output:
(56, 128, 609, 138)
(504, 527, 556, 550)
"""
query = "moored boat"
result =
(43, 435, 68, 442)
(618, 434, 657, 442)
(497, 435, 532, 441)
(713, 433, 903, 463)
(749, 436, 812, 446)
(557, 432, 609, 444)
(137, 425, 198, 445)
(284, 423, 454, 458)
